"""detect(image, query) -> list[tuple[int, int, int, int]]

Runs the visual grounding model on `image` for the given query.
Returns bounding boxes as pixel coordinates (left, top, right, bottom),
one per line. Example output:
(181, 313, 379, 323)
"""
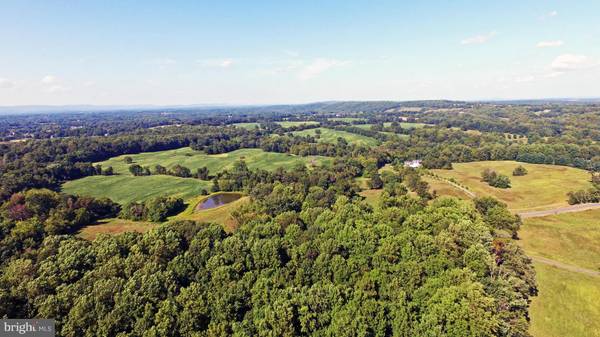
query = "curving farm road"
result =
(518, 203, 600, 219)
(530, 255, 600, 278)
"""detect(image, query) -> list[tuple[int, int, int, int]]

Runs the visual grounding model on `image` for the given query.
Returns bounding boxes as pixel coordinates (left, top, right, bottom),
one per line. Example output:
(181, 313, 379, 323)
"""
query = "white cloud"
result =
(41, 75, 57, 84)
(539, 10, 558, 20)
(83, 81, 96, 87)
(536, 40, 563, 48)
(0, 78, 14, 88)
(510, 54, 598, 83)
(539, 54, 600, 79)
(40, 75, 69, 93)
(197, 58, 235, 68)
(551, 54, 597, 71)
(460, 31, 497, 45)
(297, 58, 349, 80)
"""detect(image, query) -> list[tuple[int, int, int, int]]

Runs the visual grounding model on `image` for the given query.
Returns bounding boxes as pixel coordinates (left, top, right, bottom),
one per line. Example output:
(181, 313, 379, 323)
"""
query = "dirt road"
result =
(518, 203, 600, 219)
(530, 255, 600, 278)
(427, 175, 477, 198)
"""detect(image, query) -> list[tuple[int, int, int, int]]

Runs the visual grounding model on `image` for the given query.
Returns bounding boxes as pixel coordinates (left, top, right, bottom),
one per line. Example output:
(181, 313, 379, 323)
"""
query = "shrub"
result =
(168, 164, 191, 178)
(567, 188, 600, 205)
(481, 169, 511, 188)
(129, 164, 151, 176)
(512, 165, 528, 176)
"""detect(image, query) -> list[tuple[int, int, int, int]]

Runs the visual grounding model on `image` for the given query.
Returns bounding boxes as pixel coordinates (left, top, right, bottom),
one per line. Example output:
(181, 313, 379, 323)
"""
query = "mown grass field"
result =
(291, 127, 379, 147)
(433, 161, 592, 212)
(88, 148, 332, 176)
(232, 122, 260, 129)
(77, 218, 158, 240)
(63, 148, 332, 204)
(172, 192, 250, 232)
(423, 176, 472, 200)
(520, 209, 600, 271)
(517, 207, 600, 336)
(63, 175, 212, 205)
(231, 121, 319, 129)
(276, 121, 319, 127)
(528, 262, 600, 337)
(355, 122, 428, 129)
(328, 117, 366, 122)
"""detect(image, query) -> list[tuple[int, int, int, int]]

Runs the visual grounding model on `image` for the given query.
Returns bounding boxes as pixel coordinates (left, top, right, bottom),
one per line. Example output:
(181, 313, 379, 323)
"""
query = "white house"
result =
(404, 160, 422, 168)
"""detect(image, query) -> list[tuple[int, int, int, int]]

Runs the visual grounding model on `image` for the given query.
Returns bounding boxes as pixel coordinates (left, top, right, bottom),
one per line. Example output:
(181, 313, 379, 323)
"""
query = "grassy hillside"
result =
(232, 122, 260, 129)
(291, 127, 379, 147)
(276, 121, 319, 127)
(528, 262, 600, 337)
(63, 174, 212, 205)
(77, 218, 158, 240)
(518, 209, 600, 337)
(328, 117, 366, 122)
(355, 122, 428, 129)
(63, 148, 332, 204)
(91, 148, 332, 176)
(520, 209, 600, 271)
(433, 161, 592, 212)
(231, 121, 319, 129)
(423, 176, 472, 200)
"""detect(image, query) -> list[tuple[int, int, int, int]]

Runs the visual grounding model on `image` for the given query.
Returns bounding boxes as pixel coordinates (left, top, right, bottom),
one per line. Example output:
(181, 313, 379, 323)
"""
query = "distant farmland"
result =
(290, 127, 380, 147)
(354, 122, 429, 129)
(63, 148, 332, 204)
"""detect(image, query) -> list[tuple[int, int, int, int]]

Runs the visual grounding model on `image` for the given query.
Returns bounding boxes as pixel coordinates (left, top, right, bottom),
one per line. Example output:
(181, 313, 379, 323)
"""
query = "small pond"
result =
(196, 193, 243, 211)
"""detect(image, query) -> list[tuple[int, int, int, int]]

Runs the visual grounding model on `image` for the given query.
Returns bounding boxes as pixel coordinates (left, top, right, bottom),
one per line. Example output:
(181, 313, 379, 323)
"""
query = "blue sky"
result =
(1, 0, 599, 105)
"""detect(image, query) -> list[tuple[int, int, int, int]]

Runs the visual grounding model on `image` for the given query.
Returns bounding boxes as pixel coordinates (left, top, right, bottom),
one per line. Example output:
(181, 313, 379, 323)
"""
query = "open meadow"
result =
(354, 122, 429, 129)
(327, 117, 366, 122)
(77, 218, 158, 240)
(276, 121, 320, 127)
(520, 209, 600, 270)
(291, 127, 379, 147)
(231, 121, 319, 129)
(93, 147, 332, 175)
(63, 148, 332, 204)
(423, 176, 473, 200)
(63, 174, 212, 205)
(433, 161, 592, 212)
(528, 262, 600, 337)
(231, 122, 261, 129)
(518, 209, 600, 337)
